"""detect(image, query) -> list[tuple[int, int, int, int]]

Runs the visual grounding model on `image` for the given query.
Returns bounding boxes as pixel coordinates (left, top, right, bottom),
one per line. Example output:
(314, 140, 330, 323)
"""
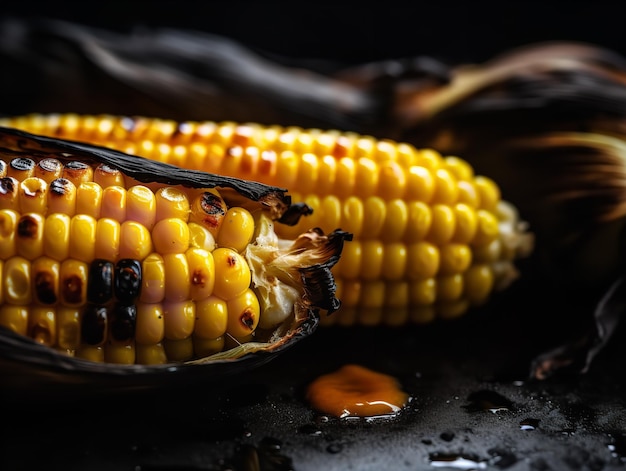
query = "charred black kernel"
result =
(87, 259, 113, 304)
(114, 259, 142, 303)
(17, 214, 39, 238)
(37, 158, 62, 174)
(63, 161, 91, 182)
(49, 178, 74, 195)
(34, 270, 58, 304)
(199, 192, 226, 229)
(0, 176, 16, 195)
(62, 273, 84, 305)
(110, 303, 136, 342)
(10, 157, 35, 172)
(81, 304, 108, 346)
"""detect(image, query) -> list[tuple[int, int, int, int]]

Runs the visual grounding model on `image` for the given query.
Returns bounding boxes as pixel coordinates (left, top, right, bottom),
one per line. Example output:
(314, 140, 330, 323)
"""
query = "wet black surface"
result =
(1, 277, 625, 471)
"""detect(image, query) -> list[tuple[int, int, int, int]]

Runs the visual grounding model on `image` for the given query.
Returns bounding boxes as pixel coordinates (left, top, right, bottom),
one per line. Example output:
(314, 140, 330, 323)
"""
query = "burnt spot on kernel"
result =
(114, 259, 142, 304)
(110, 303, 137, 342)
(9, 157, 35, 175)
(17, 214, 39, 238)
(0, 176, 17, 195)
(62, 273, 84, 305)
(240, 308, 256, 331)
(49, 177, 75, 196)
(62, 160, 92, 185)
(82, 304, 108, 346)
(198, 192, 226, 230)
(35, 270, 58, 304)
(88, 259, 114, 304)
(192, 269, 206, 287)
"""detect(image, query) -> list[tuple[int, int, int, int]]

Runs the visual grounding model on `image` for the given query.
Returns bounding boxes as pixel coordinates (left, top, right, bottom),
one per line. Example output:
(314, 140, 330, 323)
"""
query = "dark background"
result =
(3, 1, 626, 64)
(1, 3, 626, 471)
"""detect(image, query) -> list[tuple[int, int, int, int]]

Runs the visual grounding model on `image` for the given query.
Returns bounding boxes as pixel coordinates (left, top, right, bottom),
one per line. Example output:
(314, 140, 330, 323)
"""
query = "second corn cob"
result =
(0, 114, 533, 327)
(0, 125, 350, 365)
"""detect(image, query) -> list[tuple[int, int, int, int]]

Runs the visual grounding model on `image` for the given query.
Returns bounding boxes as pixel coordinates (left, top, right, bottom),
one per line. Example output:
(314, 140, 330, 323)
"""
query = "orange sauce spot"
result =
(306, 364, 409, 418)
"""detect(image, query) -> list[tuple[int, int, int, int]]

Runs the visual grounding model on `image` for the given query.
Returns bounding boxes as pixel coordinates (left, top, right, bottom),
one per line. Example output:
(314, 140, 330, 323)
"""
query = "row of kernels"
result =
(334, 240, 472, 281)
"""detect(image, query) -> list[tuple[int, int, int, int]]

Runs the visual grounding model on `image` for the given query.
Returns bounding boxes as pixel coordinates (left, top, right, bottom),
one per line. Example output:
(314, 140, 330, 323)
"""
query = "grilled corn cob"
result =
(0, 114, 533, 327)
(0, 125, 350, 365)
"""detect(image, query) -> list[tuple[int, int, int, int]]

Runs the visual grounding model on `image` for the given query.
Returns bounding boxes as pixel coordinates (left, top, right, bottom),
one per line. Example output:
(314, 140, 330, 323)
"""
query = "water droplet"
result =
(429, 452, 488, 469)
(519, 418, 540, 431)
(463, 390, 514, 413)
(327, 443, 344, 454)
(298, 424, 323, 436)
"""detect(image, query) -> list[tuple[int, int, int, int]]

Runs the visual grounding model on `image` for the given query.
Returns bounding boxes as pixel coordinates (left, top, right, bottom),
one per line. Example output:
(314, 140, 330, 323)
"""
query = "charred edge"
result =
(277, 202, 314, 226)
(299, 229, 352, 313)
(0, 126, 289, 205)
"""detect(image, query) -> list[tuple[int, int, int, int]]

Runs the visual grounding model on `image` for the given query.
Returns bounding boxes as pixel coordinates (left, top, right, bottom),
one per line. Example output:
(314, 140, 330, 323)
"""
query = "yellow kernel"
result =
(126, 185, 157, 230)
(75, 182, 103, 218)
(473, 210, 500, 246)
(317, 155, 337, 195)
(360, 241, 384, 281)
(104, 342, 135, 365)
(475, 176, 501, 211)
(140, 253, 165, 303)
(163, 300, 196, 340)
(381, 199, 408, 242)
(378, 161, 407, 200)
(0, 209, 18, 259)
(3, 256, 31, 305)
(56, 307, 81, 351)
(188, 222, 217, 252)
(405, 166, 435, 202)
(212, 248, 251, 301)
(427, 204, 456, 245)
(405, 201, 432, 242)
(136, 343, 168, 365)
(431, 168, 459, 205)
(75, 345, 104, 363)
(16, 213, 44, 260)
(436, 274, 464, 302)
(216, 207, 255, 253)
(193, 335, 225, 358)
(119, 220, 153, 260)
(437, 299, 470, 320)
(186, 247, 215, 301)
(318, 195, 342, 234)
(100, 185, 126, 222)
(464, 264, 495, 305)
(409, 305, 436, 324)
(409, 278, 436, 305)
(155, 187, 190, 221)
(94, 218, 120, 261)
(439, 244, 472, 275)
(226, 288, 260, 338)
(335, 157, 356, 199)
(296, 153, 319, 195)
(19, 177, 47, 214)
(152, 218, 190, 254)
(457, 180, 480, 207)
(381, 243, 407, 280)
(194, 295, 228, 339)
(69, 214, 96, 263)
(444, 156, 475, 181)
(340, 196, 364, 238)
(406, 242, 439, 280)
(0, 304, 28, 335)
(334, 240, 361, 280)
(354, 157, 378, 198)
(361, 196, 387, 240)
(452, 204, 478, 244)
(163, 253, 190, 302)
(34, 158, 63, 183)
